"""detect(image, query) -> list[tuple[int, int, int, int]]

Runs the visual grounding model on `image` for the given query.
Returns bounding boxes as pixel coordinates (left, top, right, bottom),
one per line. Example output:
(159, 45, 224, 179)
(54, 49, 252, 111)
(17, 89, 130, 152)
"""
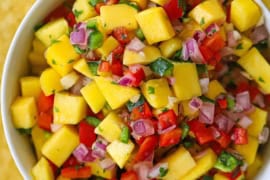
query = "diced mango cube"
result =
(123, 45, 161, 65)
(42, 126, 80, 167)
(161, 147, 196, 180)
(32, 38, 46, 54)
(246, 155, 263, 180)
(95, 112, 123, 142)
(72, 0, 97, 22)
(172, 63, 202, 101)
(60, 71, 80, 90)
(159, 37, 182, 58)
(53, 92, 87, 125)
(234, 135, 259, 165)
(32, 157, 54, 180)
(20, 76, 41, 99)
(73, 58, 96, 78)
(28, 51, 48, 66)
(80, 81, 106, 113)
(238, 48, 270, 93)
(182, 148, 217, 180)
(11, 96, 37, 129)
(95, 76, 139, 109)
(141, 78, 172, 108)
(181, 100, 199, 119)
(86, 159, 116, 179)
(35, 18, 69, 47)
(189, 0, 226, 29)
(231, 0, 261, 32)
(205, 80, 226, 100)
(179, 20, 202, 41)
(234, 36, 253, 57)
(107, 140, 135, 168)
(130, 0, 148, 9)
(150, 0, 169, 6)
(248, 107, 267, 137)
(100, 4, 138, 32)
(32, 125, 51, 159)
(136, 7, 175, 44)
(40, 68, 64, 96)
(96, 36, 119, 58)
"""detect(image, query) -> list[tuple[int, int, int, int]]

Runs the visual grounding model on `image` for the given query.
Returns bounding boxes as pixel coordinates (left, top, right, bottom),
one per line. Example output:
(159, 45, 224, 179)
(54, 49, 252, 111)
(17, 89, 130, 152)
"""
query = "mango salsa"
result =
(32, 157, 54, 180)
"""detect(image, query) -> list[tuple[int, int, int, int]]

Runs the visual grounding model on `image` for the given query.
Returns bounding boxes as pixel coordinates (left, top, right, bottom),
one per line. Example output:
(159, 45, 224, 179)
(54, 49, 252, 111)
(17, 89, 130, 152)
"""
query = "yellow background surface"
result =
(0, 1, 34, 179)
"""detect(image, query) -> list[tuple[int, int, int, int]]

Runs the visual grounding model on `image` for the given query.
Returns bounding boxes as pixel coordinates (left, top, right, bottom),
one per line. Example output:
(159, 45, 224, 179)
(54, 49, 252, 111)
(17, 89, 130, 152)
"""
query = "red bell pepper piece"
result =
(112, 45, 125, 60)
(61, 166, 92, 179)
(215, 130, 231, 148)
(163, 0, 183, 21)
(232, 128, 248, 145)
(157, 109, 177, 130)
(188, 119, 214, 144)
(37, 111, 53, 131)
(37, 91, 54, 113)
(217, 99, 228, 109)
(98, 61, 111, 73)
(210, 142, 223, 155)
(135, 135, 158, 162)
(79, 121, 97, 148)
(159, 128, 182, 147)
(186, 0, 202, 8)
(203, 32, 225, 53)
(129, 67, 145, 87)
(95, 2, 106, 15)
(111, 59, 123, 76)
(113, 27, 130, 44)
(130, 102, 153, 120)
(63, 155, 81, 168)
(226, 5, 231, 23)
(121, 170, 138, 180)
(106, 0, 119, 5)
(199, 45, 214, 63)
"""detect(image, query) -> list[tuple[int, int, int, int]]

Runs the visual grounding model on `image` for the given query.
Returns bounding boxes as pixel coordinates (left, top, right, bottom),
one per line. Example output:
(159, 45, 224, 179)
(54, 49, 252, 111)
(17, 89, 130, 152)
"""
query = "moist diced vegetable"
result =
(150, 0, 168, 6)
(45, 35, 80, 76)
(72, 0, 97, 22)
(214, 151, 242, 172)
(32, 157, 55, 180)
(120, 126, 130, 144)
(73, 58, 96, 78)
(135, 7, 175, 44)
(53, 92, 87, 124)
(231, 0, 262, 32)
(60, 71, 80, 90)
(42, 126, 80, 167)
(32, 125, 50, 159)
(246, 155, 263, 179)
(86, 159, 117, 179)
(159, 37, 182, 58)
(149, 57, 174, 77)
(96, 36, 119, 58)
(247, 107, 267, 137)
(205, 80, 226, 100)
(172, 63, 202, 101)
(234, 36, 253, 57)
(11, 96, 37, 129)
(28, 51, 48, 67)
(88, 31, 104, 50)
(32, 38, 47, 54)
(20, 76, 41, 100)
(35, 18, 69, 47)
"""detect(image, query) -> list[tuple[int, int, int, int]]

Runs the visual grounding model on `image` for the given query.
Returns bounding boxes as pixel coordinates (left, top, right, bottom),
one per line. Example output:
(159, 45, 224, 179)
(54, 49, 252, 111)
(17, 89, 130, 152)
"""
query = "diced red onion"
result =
(238, 116, 253, 129)
(259, 127, 269, 144)
(215, 114, 233, 133)
(158, 124, 176, 135)
(181, 43, 189, 61)
(240, 161, 249, 172)
(167, 76, 176, 86)
(193, 30, 206, 44)
(253, 93, 265, 108)
(186, 38, 205, 63)
(210, 126, 221, 139)
(82, 149, 96, 162)
(73, 143, 89, 162)
(70, 23, 89, 46)
(199, 78, 209, 94)
(118, 74, 134, 86)
(131, 119, 155, 137)
(225, 110, 245, 122)
(236, 91, 251, 111)
(50, 124, 62, 133)
(249, 25, 269, 44)
(199, 102, 215, 124)
(99, 158, 116, 170)
(189, 97, 203, 112)
(205, 23, 220, 37)
(148, 162, 168, 179)
(133, 161, 153, 180)
(126, 37, 145, 52)
(92, 140, 107, 159)
(70, 76, 91, 95)
(227, 30, 241, 48)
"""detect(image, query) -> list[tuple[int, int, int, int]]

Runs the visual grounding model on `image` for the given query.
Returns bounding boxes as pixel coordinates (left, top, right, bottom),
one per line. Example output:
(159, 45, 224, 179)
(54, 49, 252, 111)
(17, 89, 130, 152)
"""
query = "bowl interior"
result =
(1, 1, 270, 179)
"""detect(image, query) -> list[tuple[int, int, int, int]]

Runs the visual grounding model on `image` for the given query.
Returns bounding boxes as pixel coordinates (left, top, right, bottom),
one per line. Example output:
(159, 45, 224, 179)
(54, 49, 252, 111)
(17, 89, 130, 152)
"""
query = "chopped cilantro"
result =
(54, 106, 60, 112)
(86, 116, 101, 127)
(181, 122, 190, 140)
(200, 17, 205, 26)
(51, 39, 60, 45)
(88, 0, 102, 6)
(200, 95, 215, 103)
(74, 46, 86, 54)
(258, 76, 265, 83)
(126, 95, 144, 112)
(88, 61, 99, 76)
(44, 131, 52, 139)
(226, 97, 235, 110)
(148, 86, 155, 94)
(73, 9, 83, 18)
(17, 128, 32, 135)
(52, 59, 57, 65)
(162, 107, 169, 112)
(236, 43, 243, 50)
(149, 57, 174, 76)
(159, 167, 168, 177)
(68, 59, 75, 64)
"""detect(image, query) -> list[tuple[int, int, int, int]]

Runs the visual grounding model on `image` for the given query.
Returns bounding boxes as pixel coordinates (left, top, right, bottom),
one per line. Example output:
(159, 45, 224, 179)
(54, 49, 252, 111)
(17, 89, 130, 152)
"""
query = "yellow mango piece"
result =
(28, 51, 47, 66)
(32, 38, 46, 54)
(53, 92, 87, 125)
(141, 78, 172, 108)
(231, 0, 261, 32)
(238, 48, 270, 93)
(159, 37, 182, 58)
(32, 125, 50, 159)
(11, 96, 37, 129)
(100, 4, 138, 32)
(189, 0, 226, 29)
(46, 35, 80, 76)
(181, 100, 199, 119)
(179, 20, 202, 41)
(182, 148, 217, 180)
(95, 112, 123, 142)
(234, 36, 253, 57)
(150, 0, 169, 6)
(40, 68, 64, 96)
(172, 63, 202, 101)
(107, 140, 135, 168)
(95, 76, 140, 109)
(234, 135, 259, 165)
(247, 107, 267, 137)
(205, 80, 226, 100)
(214, 173, 229, 180)
(161, 147, 196, 180)
(86, 159, 116, 179)
(80, 81, 106, 113)
(130, 0, 148, 9)
(123, 45, 161, 65)
(60, 71, 80, 90)
(72, 0, 97, 22)
(32, 157, 54, 180)
(73, 58, 96, 78)
(246, 155, 263, 180)
(56, 175, 71, 180)
(20, 76, 41, 100)
(35, 18, 69, 47)
(136, 7, 175, 44)
(87, 16, 107, 39)
(42, 126, 80, 167)
(96, 36, 119, 58)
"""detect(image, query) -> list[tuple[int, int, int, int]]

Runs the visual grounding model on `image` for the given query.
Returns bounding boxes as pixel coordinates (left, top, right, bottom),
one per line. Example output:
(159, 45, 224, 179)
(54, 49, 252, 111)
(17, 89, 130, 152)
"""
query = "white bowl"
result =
(1, 0, 269, 179)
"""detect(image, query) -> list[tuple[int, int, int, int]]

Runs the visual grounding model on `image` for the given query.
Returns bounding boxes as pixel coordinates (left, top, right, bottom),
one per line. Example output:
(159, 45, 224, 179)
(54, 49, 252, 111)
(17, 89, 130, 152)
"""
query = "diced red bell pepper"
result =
(37, 92, 54, 113)
(226, 5, 231, 23)
(249, 85, 260, 101)
(157, 109, 177, 130)
(130, 102, 153, 120)
(113, 27, 130, 44)
(232, 128, 248, 145)
(79, 121, 97, 148)
(199, 45, 214, 63)
(163, 0, 183, 21)
(264, 94, 270, 106)
(223, 169, 244, 180)
(106, 0, 119, 5)
(128, 67, 145, 87)
(121, 170, 138, 180)
(37, 111, 53, 131)
(186, 0, 202, 8)
(235, 82, 249, 94)
(112, 45, 125, 61)
(203, 32, 225, 53)
(111, 59, 123, 76)
(48, 159, 58, 176)
(66, 12, 76, 27)
(217, 99, 228, 109)
(95, 2, 106, 15)
(210, 142, 223, 155)
(99, 61, 111, 73)
(159, 128, 182, 147)
(135, 135, 158, 162)
(61, 166, 91, 179)
(63, 155, 81, 168)
(215, 130, 231, 148)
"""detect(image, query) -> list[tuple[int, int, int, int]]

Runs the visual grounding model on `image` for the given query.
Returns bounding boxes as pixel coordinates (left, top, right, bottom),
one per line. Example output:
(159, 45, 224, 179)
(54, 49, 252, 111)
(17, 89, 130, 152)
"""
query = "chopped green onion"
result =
(88, 61, 99, 76)
(135, 28, 145, 41)
(226, 97, 235, 110)
(149, 57, 174, 77)
(86, 116, 101, 127)
(236, 43, 243, 50)
(74, 45, 86, 54)
(88, 31, 104, 50)
(181, 122, 190, 140)
(120, 126, 130, 143)
(126, 95, 145, 112)
(148, 86, 155, 94)
(159, 167, 169, 177)
(87, 19, 98, 30)
(73, 9, 83, 18)
(258, 76, 265, 83)
(200, 17, 205, 26)
(214, 151, 242, 172)
(88, 0, 102, 6)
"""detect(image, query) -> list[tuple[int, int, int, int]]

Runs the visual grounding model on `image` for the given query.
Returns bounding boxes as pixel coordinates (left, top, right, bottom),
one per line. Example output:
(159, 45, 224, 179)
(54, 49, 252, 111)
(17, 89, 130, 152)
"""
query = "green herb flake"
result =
(135, 28, 145, 41)
(86, 116, 101, 127)
(196, 64, 208, 77)
(120, 126, 130, 144)
(17, 128, 32, 135)
(162, 107, 169, 112)
(54, 106, 60, 113)
(73, 9, 83, 18)
(44, 131, 52, 139)
(183, 140, 194, 148)
(159, 167, 168, 177)
(68, 59, 75, 64)
(236, 43, 243, 50)
(214, 151, 242, 172)
(258, 76, 265, 83)
(88, 0, 102, 6)
(148, 86, 155, 94)
(87, 19, 98, 30)
(52, 59, 57, 65)
(255, 39, 268, 51)
(126, 95, 145, 112)
(226, 97, 235, 110)
(200, 95, 215, 103)
(51, 39, 60, 45)
(88, 61, 99, 76)
(88, 31, 104, 50)
(181, 122, 190, 140)
(74, 46, 86, 54)
(200, 17, 205, 26)
(149, 57, 174, 77)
